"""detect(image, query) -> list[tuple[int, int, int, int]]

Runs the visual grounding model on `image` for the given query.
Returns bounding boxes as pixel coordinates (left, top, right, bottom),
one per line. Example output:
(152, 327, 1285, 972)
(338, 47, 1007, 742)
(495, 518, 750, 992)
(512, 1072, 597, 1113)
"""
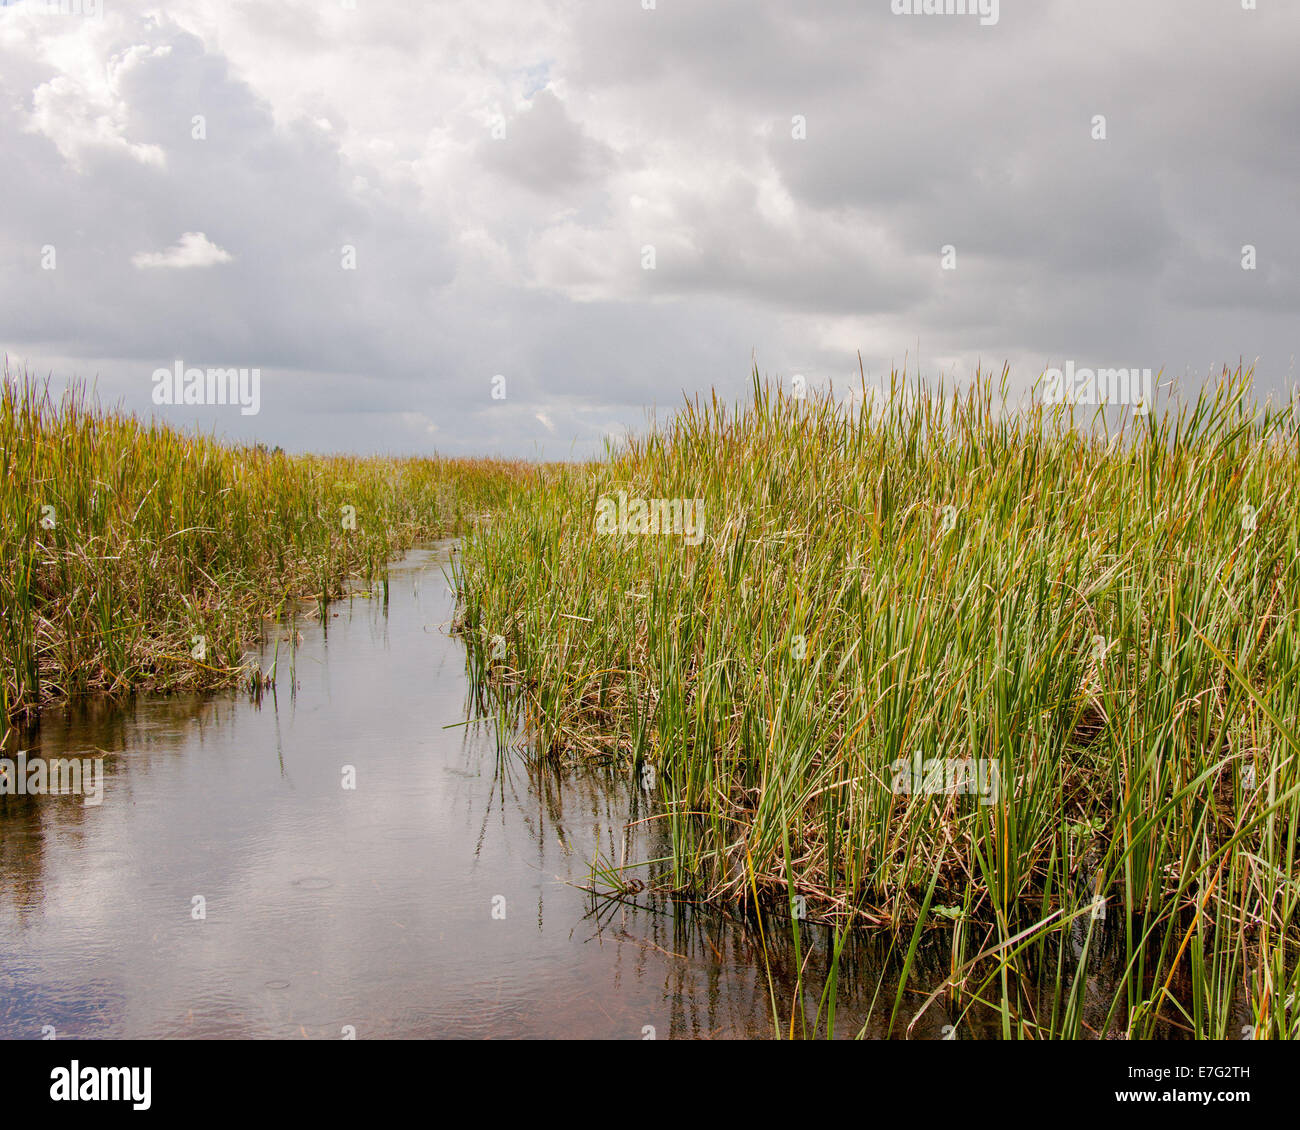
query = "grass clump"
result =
(456, 362, 1300, 1038)
(1, 367, 526, 719)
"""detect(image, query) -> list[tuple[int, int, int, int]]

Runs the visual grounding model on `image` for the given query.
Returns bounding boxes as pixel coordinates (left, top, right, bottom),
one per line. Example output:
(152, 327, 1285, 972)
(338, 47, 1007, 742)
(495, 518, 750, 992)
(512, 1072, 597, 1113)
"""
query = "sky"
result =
(2, 0, 1297, 458)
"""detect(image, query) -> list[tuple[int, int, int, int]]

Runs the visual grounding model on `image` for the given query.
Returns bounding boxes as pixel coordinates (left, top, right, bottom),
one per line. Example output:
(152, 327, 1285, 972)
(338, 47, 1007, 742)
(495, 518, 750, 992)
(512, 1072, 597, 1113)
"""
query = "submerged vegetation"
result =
(0, 366, 527, 720)
(456, 363, 1300, 1039)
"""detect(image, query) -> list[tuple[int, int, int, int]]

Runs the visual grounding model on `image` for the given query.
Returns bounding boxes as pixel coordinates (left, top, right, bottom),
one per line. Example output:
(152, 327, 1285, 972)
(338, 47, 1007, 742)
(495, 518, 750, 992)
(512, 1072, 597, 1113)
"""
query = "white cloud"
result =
(27, 71, 167, 172)
(399, 411, 439, 436)
(132, 232, 233, 270)
(20, 21, 171, 173)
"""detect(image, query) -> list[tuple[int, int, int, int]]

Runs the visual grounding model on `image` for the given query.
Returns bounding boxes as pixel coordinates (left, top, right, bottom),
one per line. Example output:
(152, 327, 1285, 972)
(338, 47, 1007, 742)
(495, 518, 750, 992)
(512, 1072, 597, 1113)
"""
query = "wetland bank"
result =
(3, 366, 1298, 1038)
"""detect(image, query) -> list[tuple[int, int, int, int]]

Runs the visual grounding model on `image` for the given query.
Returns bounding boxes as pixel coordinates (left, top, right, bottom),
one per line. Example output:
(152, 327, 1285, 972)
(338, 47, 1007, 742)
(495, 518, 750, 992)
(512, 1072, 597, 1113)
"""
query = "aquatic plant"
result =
(456, 362, 1300, 1039)
(0, 365, 526, 719)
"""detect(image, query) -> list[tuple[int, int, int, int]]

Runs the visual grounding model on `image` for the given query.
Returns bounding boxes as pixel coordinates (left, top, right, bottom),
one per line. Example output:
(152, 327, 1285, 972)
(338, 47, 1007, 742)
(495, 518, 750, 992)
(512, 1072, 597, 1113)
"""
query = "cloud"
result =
(22, 28, 170, 173)
(132, 231, 233, 270)
(399, 411, 439, 436)
(0, 0, 1296, 457)
(477, 87, 614, 194)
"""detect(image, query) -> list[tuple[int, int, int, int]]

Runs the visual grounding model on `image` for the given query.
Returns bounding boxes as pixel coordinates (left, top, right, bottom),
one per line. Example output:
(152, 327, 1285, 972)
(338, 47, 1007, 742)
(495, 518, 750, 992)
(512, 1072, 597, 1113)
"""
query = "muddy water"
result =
(1, 542, 973, 1039)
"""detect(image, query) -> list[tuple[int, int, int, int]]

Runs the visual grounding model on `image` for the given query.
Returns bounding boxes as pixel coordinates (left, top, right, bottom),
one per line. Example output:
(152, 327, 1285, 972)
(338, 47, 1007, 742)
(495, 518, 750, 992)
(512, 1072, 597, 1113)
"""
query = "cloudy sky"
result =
(3, 0, 1296, 457)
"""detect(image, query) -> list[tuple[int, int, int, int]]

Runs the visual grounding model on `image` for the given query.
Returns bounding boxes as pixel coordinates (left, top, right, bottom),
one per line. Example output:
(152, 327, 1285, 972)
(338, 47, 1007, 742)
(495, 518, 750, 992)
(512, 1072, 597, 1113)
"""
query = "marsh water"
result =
(1, 542, 1012, 1039)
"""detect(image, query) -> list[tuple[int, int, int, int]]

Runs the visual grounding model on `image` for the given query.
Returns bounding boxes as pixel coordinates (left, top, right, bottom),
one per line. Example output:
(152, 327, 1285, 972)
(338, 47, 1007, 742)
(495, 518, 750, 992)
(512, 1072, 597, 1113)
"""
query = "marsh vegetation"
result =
(6, 362, 1297, 1038)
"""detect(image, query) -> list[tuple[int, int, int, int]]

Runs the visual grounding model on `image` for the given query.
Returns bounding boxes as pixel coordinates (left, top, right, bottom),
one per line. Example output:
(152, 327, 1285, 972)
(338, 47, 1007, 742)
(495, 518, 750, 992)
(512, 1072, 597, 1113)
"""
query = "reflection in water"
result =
(2, 542, 1002, 1039)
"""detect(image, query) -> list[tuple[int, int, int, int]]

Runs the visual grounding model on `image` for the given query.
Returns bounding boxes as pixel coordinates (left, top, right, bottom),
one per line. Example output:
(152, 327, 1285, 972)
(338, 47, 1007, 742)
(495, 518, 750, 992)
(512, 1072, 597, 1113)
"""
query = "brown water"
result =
(0, 542, 1002, 1039)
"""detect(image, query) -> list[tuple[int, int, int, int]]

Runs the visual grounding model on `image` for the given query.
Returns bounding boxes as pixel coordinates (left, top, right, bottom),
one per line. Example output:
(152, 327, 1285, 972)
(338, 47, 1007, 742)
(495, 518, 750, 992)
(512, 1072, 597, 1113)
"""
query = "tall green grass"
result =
(456, 363, 1300, 1038)
(1, 367, 526, 719)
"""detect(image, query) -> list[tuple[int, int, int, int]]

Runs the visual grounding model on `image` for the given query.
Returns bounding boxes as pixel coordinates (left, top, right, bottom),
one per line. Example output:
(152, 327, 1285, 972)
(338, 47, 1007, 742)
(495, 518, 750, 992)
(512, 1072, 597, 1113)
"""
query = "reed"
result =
(8, 356, 1294, 1038)
(456, 362, 1300, 1039)
(0, 366, 526, 720)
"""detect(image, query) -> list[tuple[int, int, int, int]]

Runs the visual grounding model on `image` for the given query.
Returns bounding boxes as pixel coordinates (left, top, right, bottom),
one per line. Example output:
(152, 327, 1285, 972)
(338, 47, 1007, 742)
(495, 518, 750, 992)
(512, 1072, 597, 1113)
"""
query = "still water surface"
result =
(2, 542, 963, 1039)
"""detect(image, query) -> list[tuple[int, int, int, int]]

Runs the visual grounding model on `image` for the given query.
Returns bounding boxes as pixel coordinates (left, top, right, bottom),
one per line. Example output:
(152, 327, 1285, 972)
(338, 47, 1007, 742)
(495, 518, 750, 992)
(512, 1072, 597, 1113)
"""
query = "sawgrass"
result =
(456, 362, 1300, 1039)
(8, 355, 1295, 1038)
(0, 366, 527, 719)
